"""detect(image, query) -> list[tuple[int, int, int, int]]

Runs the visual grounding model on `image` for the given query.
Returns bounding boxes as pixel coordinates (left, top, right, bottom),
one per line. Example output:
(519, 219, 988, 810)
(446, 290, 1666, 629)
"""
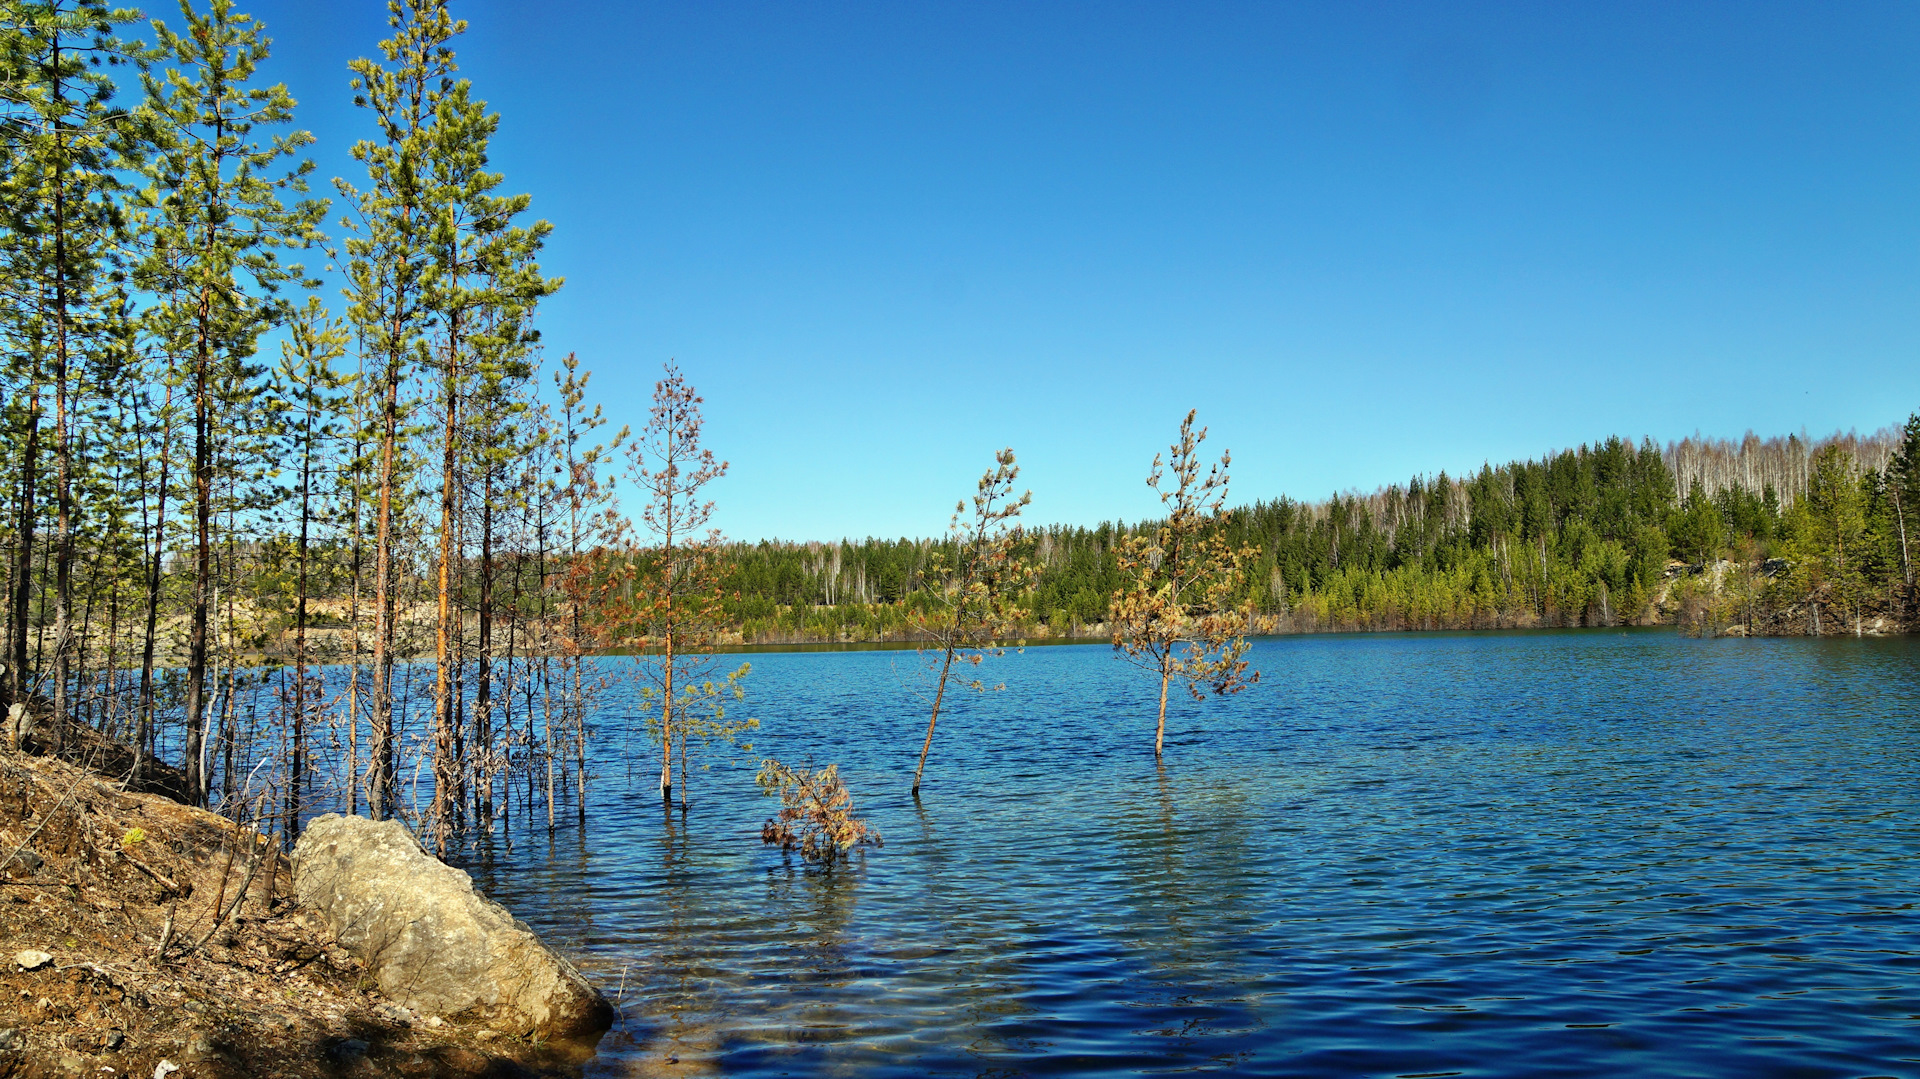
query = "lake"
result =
(456, 630, 1920, 1078)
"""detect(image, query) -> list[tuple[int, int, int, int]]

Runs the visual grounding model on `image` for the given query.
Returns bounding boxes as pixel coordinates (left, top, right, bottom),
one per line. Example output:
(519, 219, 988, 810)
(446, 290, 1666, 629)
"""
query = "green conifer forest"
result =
(717, 426, 1920, 643)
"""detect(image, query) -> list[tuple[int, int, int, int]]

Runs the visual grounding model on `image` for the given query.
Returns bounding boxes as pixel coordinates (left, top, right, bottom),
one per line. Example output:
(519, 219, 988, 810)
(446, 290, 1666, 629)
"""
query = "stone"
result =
(0, 1027, 19, 1050)
(291, 814, 613, 1041)
(14, 950, 51, 971)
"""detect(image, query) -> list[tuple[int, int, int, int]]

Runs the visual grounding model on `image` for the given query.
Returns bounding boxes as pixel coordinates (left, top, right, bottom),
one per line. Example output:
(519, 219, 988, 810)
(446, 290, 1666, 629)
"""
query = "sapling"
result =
(1111, 410, 1261, 757)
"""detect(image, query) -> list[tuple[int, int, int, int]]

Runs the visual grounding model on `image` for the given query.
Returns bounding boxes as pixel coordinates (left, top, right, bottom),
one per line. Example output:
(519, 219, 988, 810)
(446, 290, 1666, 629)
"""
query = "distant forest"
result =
(721, 423, 1920, 643)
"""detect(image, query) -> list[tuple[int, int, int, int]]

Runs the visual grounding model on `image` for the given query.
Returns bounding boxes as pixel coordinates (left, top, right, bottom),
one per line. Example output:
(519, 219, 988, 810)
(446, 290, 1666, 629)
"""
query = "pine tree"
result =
(420, 58, 558, 853)
(1111, 410, 1260, 757)
(337, 0, 455, 820)
(272, 295, 348, 839)
(908, 449, 1033, 798)
(133, 0, 323, 803)
(0, 0, 142, 744)
(1889, 412, 1919, 594)
(590, 362, 733, 807)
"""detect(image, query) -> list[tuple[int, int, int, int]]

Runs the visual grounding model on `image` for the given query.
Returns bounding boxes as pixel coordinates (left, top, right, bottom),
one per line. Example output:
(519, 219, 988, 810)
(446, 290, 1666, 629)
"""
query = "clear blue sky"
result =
(238, 0, 1920, 542)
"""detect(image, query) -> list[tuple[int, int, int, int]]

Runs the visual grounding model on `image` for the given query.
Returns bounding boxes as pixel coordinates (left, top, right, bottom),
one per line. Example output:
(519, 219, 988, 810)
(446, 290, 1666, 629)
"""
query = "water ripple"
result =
(455, 630, 1920, 1077)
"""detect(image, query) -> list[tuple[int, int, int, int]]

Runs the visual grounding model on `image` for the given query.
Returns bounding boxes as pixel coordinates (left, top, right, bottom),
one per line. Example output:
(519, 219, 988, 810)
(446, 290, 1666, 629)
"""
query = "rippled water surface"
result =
(456, 631, 1920, 1077)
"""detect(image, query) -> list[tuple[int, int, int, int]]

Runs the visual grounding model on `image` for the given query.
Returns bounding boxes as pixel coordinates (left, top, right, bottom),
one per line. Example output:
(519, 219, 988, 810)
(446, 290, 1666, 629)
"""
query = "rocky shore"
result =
(0, 747, 609, 1078)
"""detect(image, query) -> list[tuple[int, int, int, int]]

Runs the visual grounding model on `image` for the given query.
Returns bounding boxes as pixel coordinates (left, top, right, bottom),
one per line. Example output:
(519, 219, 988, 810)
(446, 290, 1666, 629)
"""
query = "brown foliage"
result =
(908, 448, 1036, 795)
(756, 758, 880, 865)
(1111, 410, 1261, 755)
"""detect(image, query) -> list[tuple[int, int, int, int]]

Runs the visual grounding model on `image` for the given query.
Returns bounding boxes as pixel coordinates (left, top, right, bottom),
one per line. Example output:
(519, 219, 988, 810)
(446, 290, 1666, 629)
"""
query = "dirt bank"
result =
(0, 748, 600, 1078)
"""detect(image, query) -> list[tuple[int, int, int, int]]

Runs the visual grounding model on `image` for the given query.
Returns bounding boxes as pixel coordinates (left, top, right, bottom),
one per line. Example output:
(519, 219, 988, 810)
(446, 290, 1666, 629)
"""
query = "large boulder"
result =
(291, 814, 613, 1041)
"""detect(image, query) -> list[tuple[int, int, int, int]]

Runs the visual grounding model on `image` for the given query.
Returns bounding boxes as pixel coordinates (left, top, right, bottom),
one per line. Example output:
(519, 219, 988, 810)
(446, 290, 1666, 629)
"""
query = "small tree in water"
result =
(908, 449, 1035, 798)
(757, 758, 880, 864)
(1111, 410, 1260, 756)
(586, 362, 747, 806)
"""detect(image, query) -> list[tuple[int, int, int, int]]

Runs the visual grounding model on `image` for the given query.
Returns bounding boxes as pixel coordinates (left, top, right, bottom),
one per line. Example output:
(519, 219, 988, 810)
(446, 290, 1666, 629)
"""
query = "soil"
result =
(0, 747, 600, 1079)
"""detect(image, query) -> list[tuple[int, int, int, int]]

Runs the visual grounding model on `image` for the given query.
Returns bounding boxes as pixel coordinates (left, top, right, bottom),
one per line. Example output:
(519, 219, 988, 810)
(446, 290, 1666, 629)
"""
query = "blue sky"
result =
(235, 0, 1920, 541)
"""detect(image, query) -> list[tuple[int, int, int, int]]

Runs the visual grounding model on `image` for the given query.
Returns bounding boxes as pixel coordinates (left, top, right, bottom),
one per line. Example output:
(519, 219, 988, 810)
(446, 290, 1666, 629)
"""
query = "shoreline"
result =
(0, 749, 603, 1078)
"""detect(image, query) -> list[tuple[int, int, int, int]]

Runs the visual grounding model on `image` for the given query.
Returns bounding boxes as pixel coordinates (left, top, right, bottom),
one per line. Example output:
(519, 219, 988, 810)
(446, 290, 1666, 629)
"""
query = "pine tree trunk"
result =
(368, 353, 402, 820)
(1155, 660, 1171, 757)
(134, 383, 172, 783)
(49, 316, 71, 758)
(660, 630, 674, 804)
(182, 285, 217, 807)
(10, 388, 40, 715)
(346, 438, 364, 820)
(431, 338, 459, 855)
(286, 401, 313, 843)
(474, 493, 494, 833)
(912, 645, 955, 798)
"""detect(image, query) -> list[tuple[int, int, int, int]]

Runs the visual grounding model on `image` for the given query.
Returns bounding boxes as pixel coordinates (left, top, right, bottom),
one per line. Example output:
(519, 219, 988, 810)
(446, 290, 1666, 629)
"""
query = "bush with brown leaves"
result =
(755, 759, 880, 864)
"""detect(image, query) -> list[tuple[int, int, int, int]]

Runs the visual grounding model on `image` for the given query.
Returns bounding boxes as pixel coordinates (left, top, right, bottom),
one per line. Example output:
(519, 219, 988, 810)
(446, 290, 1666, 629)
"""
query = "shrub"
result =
(755, 758, 880, 864)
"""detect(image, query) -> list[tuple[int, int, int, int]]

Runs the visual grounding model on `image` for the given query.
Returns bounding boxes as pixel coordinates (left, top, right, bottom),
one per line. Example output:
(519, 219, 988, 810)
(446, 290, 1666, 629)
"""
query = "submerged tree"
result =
(594, 362, 745, 807)
(1111, 410, 1260, 756)
(908, 448, 1034, 798)
(756, 757, 879, 865)
(272, 296, 349, 840)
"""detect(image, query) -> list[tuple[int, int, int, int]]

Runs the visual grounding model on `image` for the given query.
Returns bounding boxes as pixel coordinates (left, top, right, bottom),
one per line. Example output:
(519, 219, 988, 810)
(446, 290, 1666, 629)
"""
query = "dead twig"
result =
(0, 753, 100, 873)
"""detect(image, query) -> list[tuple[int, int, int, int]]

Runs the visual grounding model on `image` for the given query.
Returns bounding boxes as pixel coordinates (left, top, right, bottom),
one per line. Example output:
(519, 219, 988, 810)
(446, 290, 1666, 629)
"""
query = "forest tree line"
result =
(716, 424, 1920, 642)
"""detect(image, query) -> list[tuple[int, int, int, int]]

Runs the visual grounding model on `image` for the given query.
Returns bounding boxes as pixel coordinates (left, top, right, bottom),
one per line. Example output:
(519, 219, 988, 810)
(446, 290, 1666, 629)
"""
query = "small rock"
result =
(0, 1027, 19, 1050)
(425, 1014, 443, 1029)
(324, 1038, 369, 1064)
(182, 1033, 219, 1060)
(15, 950, 52, 971)
(153, 1063, 179, 1079)
(181, 999, 205, 1014)
(7, 849, 42, 871)
(103, 1029, 124, 1051)
(474, 1029, 498, 1041)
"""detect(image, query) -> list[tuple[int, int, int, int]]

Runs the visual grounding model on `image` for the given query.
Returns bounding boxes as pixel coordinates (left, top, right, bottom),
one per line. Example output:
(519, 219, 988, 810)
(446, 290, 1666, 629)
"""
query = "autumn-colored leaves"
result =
(1110, 409, 1262, 757)
(910, 410, 1263, 795)
(597, 374, 1260, 865)
(908, 448, 1037, 798)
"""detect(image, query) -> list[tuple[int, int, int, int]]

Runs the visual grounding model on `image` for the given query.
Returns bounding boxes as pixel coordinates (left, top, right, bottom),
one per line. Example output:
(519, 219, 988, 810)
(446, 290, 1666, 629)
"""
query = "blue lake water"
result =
(455, 630, 1920, 1078)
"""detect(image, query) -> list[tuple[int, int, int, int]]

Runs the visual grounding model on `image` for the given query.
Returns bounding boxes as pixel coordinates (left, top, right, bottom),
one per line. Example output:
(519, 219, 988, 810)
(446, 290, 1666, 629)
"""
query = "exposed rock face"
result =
(291, 814, 613, 1042)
